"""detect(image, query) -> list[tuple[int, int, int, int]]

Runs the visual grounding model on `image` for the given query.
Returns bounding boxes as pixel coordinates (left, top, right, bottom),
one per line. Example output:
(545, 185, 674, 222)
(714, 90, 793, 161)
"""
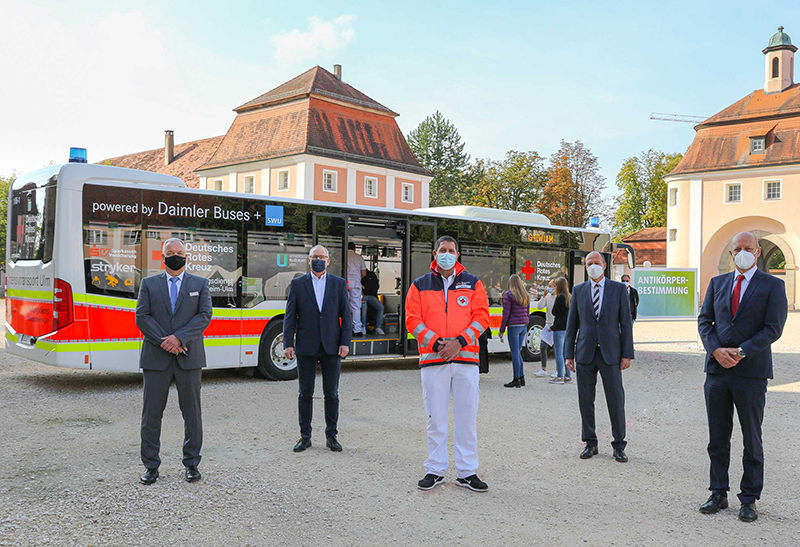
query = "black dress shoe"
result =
(293, 437, 312, 452)
(580, 445, 599, 459)
(699, 493, 729, 514)
(140, 468, 159, 485)
(326, 437, 343, 452)
(519, 375, 526, 386)
(185, 466, 201, 482)
(613, 448, 628, 463)
(739, 502, 758, 522)
(503, 378, 521, 388)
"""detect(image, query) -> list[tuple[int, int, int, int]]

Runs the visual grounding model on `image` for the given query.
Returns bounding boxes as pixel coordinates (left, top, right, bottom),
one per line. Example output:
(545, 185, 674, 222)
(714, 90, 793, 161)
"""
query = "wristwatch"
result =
(737, 347, 746, 359)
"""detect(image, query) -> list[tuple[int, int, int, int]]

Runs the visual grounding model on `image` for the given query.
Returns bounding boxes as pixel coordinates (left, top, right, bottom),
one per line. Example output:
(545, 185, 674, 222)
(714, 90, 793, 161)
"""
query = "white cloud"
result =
(270, 15, 356, 66)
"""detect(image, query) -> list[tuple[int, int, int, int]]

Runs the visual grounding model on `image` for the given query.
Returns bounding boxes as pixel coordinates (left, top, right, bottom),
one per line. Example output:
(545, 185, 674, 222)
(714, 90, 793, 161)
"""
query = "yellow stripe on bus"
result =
(6, 289, 54, 300)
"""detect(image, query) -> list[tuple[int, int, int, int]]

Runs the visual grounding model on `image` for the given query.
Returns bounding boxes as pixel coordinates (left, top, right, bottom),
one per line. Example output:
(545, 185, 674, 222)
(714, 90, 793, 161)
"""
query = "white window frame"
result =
(763, 179, 782, 201)
(668, 186, 678, 207)
(724, 182, 742, 204)
(668, 228, 678, 242)
(322, 170, 338, 193)
(364, 176, 378, 198)
(277, 169, 290, 191)
(213, 179, 223, 191)
(750, 137, 766, 154)
(243, 175, 255, 194)
(401, 182, 414, 203)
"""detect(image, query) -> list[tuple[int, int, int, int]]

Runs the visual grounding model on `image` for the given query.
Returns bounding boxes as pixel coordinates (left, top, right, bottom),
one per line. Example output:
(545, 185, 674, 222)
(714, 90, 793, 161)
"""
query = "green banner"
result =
(632, 268, 697, 318)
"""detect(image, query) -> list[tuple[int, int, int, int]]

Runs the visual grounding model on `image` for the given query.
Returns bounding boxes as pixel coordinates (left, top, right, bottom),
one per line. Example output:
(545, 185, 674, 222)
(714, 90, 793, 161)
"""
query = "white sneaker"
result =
(534, 370, 549, 377)
(549, 377, 565, 384)
(550, 371, 558, 378)
(361, 329, 367, 336)
(375, 327, 385, 335)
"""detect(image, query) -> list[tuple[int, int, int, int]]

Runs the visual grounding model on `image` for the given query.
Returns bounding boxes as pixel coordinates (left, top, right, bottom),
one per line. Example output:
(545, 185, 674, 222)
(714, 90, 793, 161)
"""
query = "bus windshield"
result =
(8, 174, 58, 263)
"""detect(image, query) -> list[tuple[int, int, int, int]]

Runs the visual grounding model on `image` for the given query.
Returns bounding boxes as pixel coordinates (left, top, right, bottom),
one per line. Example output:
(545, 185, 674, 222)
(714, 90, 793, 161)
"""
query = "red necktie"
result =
(731, 274, 745, 316)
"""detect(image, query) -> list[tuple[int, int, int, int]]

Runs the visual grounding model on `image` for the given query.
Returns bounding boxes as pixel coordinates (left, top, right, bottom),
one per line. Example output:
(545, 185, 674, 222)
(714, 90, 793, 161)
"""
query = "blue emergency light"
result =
(69, 147, 87, 163)
(589, 216, 600, 228)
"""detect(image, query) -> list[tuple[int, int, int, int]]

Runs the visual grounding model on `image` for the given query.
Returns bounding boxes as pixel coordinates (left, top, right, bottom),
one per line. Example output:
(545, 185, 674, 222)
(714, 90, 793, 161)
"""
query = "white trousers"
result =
(349, 284, 363, 332)
(420, 363, 480, 478)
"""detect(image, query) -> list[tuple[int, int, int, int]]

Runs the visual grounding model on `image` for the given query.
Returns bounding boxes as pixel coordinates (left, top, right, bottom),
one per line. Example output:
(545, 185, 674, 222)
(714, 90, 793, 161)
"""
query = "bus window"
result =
(515, 248, 568, 299)
(82, 185, 142, 297)
(243, 231, 312, 307)
(459, 244, 511, 307)
(9, 175, 57, 263)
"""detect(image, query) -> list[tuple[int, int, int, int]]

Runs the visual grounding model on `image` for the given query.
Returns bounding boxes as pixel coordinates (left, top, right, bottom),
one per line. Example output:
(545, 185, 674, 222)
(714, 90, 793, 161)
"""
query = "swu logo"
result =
(276, 254, 288, 267)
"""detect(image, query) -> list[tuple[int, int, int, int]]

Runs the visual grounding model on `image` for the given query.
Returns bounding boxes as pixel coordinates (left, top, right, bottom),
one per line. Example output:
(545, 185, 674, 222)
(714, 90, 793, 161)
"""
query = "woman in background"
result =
(549, 276, 572, 384)
(532, 280, 557, 378)
(499, 274, 531, 388)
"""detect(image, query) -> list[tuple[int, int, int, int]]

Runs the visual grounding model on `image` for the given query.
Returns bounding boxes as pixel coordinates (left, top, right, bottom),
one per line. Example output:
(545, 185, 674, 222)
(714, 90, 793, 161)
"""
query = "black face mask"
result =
(311, 259, 327, 273)
(164, 255, 186, 271)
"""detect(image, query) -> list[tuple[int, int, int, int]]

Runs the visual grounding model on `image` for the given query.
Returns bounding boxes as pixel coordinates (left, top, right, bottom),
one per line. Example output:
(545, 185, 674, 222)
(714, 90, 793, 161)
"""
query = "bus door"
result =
(405, 221, 436, 356)
(346, 216, 406, 357)
(312, 213, 346, 277)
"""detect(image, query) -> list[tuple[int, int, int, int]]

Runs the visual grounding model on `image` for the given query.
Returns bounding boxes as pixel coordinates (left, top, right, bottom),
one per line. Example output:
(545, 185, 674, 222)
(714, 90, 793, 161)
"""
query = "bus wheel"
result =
(521, 315, 546, 362)
(257, 320, 298, 381)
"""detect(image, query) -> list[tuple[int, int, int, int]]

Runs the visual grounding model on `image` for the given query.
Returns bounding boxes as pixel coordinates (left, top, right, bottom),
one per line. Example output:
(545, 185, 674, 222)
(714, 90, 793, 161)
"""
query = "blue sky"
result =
(2, 0, 799, 199)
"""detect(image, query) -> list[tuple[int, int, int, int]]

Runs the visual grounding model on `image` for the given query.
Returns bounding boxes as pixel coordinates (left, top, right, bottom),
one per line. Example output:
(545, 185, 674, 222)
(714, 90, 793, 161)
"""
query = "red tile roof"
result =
(614, 228, 667, 265)
(622, 227, 667, 242)
(100, 136, 223, 188)
(235, 66, 397, 116)
(671, 84, 800, 175)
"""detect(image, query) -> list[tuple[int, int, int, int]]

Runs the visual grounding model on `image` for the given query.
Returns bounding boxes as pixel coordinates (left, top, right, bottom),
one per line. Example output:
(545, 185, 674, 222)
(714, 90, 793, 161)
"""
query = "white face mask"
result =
(734, 250, 756, 270)
(586, 264, 604, 280)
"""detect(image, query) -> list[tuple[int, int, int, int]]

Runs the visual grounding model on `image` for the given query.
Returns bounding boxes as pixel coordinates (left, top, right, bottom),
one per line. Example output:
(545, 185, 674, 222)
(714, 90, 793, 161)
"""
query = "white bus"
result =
(5, 160, 620, 380)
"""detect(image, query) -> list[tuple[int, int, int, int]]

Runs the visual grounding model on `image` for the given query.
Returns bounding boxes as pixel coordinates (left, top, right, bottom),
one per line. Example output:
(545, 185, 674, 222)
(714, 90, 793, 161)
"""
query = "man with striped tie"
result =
(565, 251, 634, 463)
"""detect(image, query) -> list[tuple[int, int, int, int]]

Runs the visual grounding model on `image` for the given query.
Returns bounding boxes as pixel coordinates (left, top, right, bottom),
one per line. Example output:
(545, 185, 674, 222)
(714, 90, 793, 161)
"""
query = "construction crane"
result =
(650, 112, 707, 123)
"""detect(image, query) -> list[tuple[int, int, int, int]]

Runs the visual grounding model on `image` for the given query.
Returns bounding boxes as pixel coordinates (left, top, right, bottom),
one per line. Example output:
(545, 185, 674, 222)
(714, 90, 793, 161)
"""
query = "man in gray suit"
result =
(565, 251, 634, 463)
(135, 238, 213, 484)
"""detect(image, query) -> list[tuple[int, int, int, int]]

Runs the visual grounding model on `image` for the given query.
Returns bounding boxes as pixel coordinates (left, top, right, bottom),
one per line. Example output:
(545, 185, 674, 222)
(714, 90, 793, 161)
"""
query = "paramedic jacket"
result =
(405, 260, 490, 367)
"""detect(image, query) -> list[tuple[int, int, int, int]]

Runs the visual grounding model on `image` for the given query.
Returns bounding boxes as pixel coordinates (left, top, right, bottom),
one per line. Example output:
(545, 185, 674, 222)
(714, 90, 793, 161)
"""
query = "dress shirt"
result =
(731, 265, 757, 305)
(442, 271, 456, 303)
(311, 272, 327, 312)
(591, 276, 606, 317)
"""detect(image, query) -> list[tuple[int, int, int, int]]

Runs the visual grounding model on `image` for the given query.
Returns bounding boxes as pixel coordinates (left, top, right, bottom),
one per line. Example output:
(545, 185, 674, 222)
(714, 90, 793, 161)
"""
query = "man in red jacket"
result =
(405, 236, 490, 492)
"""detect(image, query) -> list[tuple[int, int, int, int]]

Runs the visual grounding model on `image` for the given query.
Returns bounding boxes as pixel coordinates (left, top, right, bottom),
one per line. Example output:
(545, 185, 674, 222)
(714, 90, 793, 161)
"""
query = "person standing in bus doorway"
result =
(620, 274, 639, 322)
(697, 232, 787, 522)
(499, 274, 531, 388)
(284, 245, 351, 453)
(347, 242, 367, 336)
(565, 251, 633, 463)
(406, 236, 490, 492)
(135, 238, 212, 485)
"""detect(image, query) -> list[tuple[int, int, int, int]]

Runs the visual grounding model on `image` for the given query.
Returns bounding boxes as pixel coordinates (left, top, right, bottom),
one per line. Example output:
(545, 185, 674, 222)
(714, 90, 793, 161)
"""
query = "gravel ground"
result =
(1, 305, 799, 547)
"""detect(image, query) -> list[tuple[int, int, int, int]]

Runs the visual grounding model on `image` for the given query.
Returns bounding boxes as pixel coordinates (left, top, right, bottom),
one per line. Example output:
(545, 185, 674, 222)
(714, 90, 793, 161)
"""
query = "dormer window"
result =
(750, 137, 766, 154)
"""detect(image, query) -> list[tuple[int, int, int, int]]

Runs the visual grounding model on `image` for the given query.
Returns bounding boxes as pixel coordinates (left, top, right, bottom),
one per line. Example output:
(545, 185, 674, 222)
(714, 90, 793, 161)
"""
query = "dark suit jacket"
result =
(565, 278, 634, 365)
(135, 272, 213, 370)
(627, 286, 640, 320)
(698, 268, 787, 379)
(284, 273, 351, 356)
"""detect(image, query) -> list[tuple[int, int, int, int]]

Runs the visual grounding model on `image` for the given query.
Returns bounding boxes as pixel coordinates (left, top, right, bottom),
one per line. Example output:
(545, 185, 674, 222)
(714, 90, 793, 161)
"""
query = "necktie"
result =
(170, 277, 179, 314)
(731, 274, 745, 316)
(593, 283, 600, 320)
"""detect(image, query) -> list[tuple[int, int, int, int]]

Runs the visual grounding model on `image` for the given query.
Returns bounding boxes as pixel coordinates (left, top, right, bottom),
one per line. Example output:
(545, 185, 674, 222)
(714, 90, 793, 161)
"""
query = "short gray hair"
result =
(308, 245, 329, 258)
(162, 238, 185, 254)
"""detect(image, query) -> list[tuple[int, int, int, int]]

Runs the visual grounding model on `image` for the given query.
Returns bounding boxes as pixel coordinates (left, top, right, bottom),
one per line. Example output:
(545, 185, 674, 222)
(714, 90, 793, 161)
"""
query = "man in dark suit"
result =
(620, 274, 639, 321)
(135, 238, 213, 485)
(284, 244, 351, 453)
(698, 231, 787, 522)
(565, 251, 634, 463)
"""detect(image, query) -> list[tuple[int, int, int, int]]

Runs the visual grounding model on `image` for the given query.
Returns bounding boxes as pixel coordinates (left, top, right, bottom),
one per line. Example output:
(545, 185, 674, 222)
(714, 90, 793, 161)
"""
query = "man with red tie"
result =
(698, 232, 787, 522)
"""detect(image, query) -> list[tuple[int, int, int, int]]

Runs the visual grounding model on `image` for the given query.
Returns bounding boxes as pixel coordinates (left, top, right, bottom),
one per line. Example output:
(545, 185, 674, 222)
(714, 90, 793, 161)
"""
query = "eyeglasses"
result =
(310, 255, 328, 260)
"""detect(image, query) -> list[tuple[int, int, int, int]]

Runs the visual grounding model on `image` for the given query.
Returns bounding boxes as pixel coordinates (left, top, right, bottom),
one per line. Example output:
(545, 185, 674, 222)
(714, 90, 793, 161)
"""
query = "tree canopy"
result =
(469, 151, 548, 212)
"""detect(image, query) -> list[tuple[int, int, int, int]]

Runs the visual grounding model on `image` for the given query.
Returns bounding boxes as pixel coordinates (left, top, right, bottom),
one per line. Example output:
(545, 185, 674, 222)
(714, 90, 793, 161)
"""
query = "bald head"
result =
(729, 231, 761, 273)
(586, 251, 606, 267)
(730, 232, 758, 252)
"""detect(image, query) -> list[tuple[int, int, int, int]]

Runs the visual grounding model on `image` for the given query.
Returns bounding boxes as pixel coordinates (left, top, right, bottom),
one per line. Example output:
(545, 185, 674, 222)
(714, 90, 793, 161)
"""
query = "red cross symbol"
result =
(521, 260, 535, 280)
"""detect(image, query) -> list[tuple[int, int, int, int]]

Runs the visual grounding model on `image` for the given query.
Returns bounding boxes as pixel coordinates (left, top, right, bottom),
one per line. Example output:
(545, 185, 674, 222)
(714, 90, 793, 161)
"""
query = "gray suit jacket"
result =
(565, 278, 634, 365)
(135, 272, 213, 370)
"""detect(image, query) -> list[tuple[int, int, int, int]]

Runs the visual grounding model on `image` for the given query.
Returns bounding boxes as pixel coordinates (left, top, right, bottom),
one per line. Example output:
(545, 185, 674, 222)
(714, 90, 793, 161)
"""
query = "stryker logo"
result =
(90, 262, 136, 274)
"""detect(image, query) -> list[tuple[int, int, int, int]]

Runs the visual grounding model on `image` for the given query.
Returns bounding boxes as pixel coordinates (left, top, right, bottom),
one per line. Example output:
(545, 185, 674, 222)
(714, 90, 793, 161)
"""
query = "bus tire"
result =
(521, 315, 546, 362)
(257, 319, 298, 381)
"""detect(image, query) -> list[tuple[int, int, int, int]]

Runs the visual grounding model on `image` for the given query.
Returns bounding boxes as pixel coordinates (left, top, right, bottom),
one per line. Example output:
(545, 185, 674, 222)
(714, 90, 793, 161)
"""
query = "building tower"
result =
(763, 26, 796, 93)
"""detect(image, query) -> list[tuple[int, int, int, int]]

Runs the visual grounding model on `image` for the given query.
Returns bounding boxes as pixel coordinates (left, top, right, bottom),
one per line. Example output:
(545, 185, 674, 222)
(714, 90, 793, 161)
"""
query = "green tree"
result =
(469, 151, 548, 211)
(0, 172, 16, 270)
(407, 111, 471, 206)
(537, 140, 607, 227)
(612, 150, 682, 240)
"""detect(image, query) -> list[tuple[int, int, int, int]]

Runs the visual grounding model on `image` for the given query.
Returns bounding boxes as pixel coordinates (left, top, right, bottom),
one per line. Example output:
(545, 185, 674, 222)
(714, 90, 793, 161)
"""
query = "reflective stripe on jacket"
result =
(405, 260, 490, 368)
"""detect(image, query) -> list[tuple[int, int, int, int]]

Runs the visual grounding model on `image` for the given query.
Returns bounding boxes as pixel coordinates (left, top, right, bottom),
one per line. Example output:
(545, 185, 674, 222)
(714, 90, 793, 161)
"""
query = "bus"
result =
(5, 161, 621, 380)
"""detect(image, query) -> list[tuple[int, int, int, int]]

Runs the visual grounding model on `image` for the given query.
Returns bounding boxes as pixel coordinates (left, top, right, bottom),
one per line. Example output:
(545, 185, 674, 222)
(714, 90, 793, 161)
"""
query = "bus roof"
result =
(11, 163, 185, 191)
(415, 206, 551, 226)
